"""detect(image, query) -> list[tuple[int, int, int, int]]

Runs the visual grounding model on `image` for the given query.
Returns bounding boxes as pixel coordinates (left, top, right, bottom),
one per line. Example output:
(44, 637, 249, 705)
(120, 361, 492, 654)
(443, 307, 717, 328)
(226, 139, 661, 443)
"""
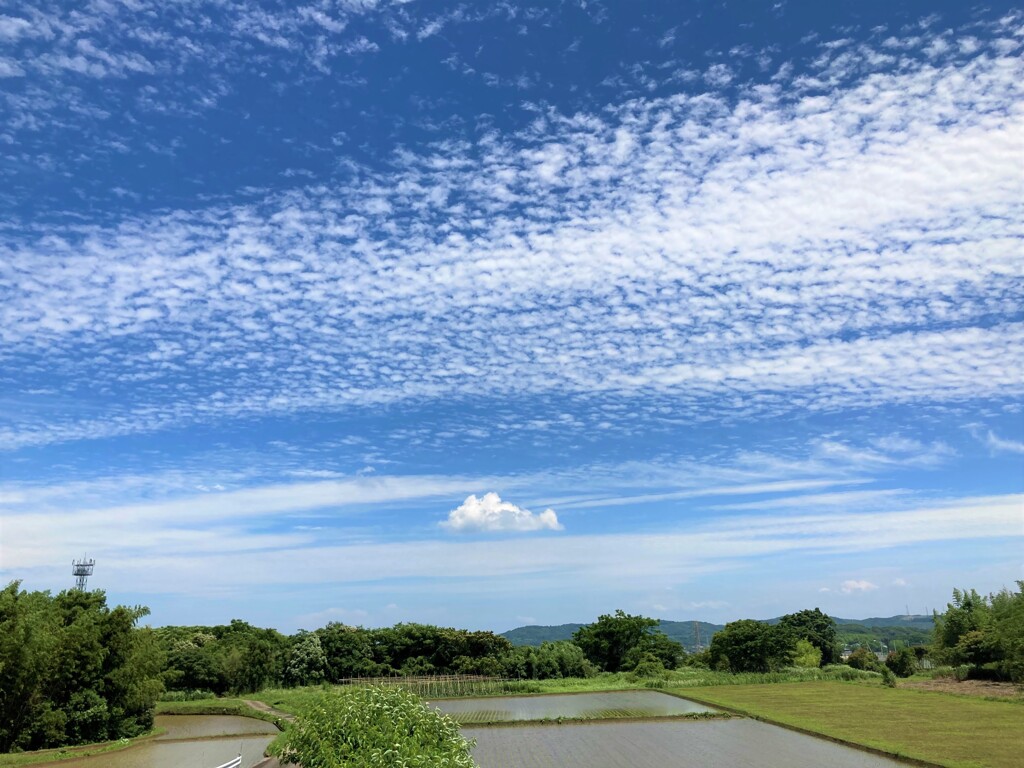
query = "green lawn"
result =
(671, 681, 1024, 768)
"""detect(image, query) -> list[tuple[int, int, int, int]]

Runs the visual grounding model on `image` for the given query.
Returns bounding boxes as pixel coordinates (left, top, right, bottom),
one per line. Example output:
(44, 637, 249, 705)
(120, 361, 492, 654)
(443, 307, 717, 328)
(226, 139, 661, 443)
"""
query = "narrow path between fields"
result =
(243, 699, 296, 723)
(242, 701, 294, 768)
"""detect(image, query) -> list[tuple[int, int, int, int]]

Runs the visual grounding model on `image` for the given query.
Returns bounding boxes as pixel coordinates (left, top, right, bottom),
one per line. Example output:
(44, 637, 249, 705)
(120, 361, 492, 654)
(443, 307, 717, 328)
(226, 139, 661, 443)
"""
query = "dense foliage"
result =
(268, 686, 477, 768)
(155, 621, 519, 693)
(157, 620, 288, 695)
(778, 609, 840, 665)
(708, 609, 844, 673)
(931, 583, 1024, 681)
(572, 610, 686, 672)
(708, 619, 793, 673)
(0, 582, 164, 753)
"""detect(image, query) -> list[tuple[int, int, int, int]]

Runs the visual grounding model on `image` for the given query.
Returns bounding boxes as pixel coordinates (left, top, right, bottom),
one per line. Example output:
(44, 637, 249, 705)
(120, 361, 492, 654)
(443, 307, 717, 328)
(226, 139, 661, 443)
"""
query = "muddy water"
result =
(44, 715, 278, 768)
(464, 719, 906, 768)
(431, 690, 716, 723)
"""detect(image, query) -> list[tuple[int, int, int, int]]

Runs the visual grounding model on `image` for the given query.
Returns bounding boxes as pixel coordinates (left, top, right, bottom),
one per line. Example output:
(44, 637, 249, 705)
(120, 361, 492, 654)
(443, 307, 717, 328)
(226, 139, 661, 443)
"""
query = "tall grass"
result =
(333, 674, 516, 699)
(671, 665, 880, 687)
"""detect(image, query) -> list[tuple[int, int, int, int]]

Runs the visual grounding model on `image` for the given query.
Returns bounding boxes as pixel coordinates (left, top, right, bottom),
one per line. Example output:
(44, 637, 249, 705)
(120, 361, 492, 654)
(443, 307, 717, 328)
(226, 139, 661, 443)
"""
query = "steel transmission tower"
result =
(72, 556, 95, 591)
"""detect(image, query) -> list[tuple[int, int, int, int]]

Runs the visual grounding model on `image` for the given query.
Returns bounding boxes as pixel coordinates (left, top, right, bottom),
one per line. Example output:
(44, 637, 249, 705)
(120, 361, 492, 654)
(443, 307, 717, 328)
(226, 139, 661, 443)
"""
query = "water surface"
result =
(41, 715, 277, 768)
(432, 690, 715, 723)
(464, 719, 906, 768)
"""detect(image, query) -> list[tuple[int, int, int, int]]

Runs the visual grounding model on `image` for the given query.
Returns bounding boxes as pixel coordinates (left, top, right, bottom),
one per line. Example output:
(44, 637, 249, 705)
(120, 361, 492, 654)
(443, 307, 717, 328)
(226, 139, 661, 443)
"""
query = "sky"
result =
(1, 0, 1022, 634)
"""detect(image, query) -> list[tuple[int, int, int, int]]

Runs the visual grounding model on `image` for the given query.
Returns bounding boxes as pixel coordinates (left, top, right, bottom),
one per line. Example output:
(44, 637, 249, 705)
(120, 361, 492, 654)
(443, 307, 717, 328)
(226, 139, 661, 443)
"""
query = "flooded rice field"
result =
(431, 690, 716, 723)
(464, 718, 907, 768)
(43, 715, 278, 768)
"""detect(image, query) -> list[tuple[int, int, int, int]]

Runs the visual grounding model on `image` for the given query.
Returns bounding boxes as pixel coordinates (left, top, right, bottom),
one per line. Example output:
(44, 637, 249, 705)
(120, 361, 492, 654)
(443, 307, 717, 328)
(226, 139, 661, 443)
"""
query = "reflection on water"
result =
(432, 691, 716, 722)
(44, 716, 278, 768)
(465, 719, 908, 768)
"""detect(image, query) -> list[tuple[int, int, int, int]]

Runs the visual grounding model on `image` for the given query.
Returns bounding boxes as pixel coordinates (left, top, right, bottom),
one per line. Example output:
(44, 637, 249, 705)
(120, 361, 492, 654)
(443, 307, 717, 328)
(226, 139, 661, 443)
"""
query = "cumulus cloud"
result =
(841, 579, 879, 594)
(442, 492, 563, 533)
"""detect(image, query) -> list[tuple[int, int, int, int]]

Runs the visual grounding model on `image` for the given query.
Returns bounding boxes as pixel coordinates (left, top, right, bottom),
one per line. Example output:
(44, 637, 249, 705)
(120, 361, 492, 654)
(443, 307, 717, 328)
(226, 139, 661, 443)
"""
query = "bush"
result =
(626, 653, 668, 681)
(846, 647, 883, 673)
(885, 648, 917, 678)
(269, 686, 477, 768)
(881, 667, 897, 688)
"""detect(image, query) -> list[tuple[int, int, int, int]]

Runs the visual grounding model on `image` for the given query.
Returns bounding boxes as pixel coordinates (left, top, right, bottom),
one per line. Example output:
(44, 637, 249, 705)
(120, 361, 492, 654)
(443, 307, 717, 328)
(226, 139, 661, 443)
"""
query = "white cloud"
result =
(984, 430, 1024, 455)
(442, 492, 563, 533)
(1, 19, 1022, 449)
(841, 579, 879, 593)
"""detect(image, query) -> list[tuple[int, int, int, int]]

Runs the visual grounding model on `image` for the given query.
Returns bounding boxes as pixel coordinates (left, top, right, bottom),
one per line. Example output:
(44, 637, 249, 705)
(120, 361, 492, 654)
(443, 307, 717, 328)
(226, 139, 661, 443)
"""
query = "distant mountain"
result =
(501, 623, 585, 646)
(832, 615, 933, 630)
(502, 615, 934, 652)
(502, 620, 723, 651)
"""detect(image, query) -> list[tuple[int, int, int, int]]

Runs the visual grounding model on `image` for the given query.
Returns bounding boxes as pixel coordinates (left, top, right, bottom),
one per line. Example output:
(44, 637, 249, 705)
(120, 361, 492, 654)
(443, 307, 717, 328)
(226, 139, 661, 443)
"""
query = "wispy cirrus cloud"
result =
(981, 430, 1024, 455)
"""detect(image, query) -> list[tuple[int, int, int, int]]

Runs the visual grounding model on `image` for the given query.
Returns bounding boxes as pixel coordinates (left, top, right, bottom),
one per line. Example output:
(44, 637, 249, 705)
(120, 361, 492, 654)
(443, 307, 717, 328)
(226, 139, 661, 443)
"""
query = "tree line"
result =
(3, 579, 1021, 754)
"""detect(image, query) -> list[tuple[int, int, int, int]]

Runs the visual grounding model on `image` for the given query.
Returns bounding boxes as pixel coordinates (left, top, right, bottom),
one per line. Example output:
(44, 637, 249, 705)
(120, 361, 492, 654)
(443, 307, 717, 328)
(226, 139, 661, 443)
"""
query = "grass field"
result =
(671, 681, 1024, 768)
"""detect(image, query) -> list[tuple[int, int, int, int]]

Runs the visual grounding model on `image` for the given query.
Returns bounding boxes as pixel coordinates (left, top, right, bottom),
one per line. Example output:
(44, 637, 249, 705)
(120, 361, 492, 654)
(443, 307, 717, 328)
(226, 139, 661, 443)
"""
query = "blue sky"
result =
(1, 0, 1022, 633)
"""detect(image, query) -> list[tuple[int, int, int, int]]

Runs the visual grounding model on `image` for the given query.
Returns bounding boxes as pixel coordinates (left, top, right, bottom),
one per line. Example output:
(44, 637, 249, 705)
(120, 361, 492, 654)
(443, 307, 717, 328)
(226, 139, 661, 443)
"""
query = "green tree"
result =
(284, 632, 328, 686)
(989, 581, 1024, 682)
(932, 588, 992, 665)
(708, 619, 795, 673)
(778, 608, 839, 665)
(572, 610, 663, 673)
(0, 582, 163, 753)
(792, 639, 822, 668)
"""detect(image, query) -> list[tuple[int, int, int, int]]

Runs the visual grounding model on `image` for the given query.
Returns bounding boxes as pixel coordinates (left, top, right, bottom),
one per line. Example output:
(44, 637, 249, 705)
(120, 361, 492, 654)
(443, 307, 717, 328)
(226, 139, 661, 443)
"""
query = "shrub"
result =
(881, 667, 897, 688)
(626, 653, 668, 681)
(885, 648, 917, 678)
(846, 647, 883, 672)
(268, 686, 477, 768)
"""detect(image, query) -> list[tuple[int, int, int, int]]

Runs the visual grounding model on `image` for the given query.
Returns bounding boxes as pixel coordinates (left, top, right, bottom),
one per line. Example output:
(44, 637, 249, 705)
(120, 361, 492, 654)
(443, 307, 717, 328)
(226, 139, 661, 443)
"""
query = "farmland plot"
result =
(431, 690, 715, 723)
(38, 716, 277, 768)
(464, 719, 907, 768)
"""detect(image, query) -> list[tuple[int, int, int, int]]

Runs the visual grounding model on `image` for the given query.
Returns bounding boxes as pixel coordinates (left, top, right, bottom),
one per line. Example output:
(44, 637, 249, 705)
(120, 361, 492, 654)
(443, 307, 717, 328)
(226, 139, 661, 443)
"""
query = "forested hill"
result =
(502, 615, 933, 651)
(832, 615, 934, 630)
(503, 620, 724, 650)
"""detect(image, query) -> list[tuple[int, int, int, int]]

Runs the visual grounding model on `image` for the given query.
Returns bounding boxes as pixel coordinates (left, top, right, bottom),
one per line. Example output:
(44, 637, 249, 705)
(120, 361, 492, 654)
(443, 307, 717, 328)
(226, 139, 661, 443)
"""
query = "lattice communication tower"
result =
(72, 556, 95, 591)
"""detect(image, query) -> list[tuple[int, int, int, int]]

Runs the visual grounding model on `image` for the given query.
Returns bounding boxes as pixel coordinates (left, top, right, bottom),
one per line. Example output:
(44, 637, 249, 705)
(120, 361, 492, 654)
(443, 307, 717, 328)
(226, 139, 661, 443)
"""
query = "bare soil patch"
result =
(900, 678, 1022, 698)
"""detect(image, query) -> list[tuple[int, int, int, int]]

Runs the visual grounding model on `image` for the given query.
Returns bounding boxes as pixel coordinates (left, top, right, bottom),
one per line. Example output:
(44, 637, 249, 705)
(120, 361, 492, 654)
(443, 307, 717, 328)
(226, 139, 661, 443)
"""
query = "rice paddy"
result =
(431, 690, 717, 724)
(464, 719, 907, 768)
